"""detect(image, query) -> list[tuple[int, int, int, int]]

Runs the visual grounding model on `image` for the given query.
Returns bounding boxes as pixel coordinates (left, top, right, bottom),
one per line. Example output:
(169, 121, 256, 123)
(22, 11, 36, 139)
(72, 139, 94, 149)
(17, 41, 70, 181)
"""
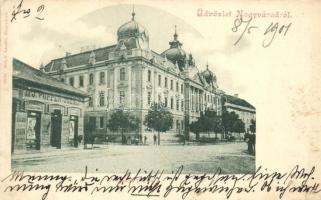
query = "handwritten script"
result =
(11, 0, 45, 22)
(1, 165, 320, 200)
(232, 16, 292, 48)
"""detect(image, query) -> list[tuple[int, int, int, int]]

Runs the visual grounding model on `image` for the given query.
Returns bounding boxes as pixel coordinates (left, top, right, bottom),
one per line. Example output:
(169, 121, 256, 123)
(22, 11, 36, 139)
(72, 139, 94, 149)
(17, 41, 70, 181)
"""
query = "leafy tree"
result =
(233, 119, 245, 133)
(222, 111, 245, 138)
(209, 115, 223, 138)
(107, 109, 140, 143)
(190, 110, 223, 139)
(144, 103, 173, 145)
(128, 115, 140, 132)
(249, 119, 256, 133)
(190, 120, 202, 140)
(107, 109, 128, 132)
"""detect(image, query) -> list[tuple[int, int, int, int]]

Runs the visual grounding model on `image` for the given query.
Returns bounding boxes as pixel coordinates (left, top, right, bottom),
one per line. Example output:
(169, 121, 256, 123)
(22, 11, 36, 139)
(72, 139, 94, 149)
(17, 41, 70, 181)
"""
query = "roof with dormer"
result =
(44, 45, 116, 72)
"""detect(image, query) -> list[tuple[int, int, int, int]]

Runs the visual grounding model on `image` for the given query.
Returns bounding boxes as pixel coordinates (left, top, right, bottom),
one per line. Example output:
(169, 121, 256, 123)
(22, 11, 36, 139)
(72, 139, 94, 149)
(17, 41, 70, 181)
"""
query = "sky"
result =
(9, 3, 265, 106)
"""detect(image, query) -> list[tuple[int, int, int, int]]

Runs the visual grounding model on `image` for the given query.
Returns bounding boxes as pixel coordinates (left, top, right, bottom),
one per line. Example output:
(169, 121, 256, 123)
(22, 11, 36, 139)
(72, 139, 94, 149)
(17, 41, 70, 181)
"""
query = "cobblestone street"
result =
(12, 142, 255, 174)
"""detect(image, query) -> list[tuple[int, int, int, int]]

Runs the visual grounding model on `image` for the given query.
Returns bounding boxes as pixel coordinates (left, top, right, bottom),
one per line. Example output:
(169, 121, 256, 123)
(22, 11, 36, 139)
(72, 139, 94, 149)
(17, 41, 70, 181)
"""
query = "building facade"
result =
(43, 11, 251, 141)
(222, 94, 256, 138)
(12, 58, 88, 153)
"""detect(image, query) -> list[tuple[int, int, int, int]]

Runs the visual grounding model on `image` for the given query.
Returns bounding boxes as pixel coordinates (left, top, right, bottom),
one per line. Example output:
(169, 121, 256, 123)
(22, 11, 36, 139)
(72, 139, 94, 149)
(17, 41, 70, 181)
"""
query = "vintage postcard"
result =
(0, 0, 320, 199)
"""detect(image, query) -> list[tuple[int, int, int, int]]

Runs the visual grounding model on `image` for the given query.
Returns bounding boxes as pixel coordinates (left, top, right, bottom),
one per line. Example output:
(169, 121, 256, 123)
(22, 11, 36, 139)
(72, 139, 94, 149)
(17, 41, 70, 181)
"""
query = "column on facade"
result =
(141, 66, 146, 109)
(127, 65, 132, 109)
(153, 70, 157, 104)
(113, 67, 118, 109)
(196, 89, 200, 112)
(190, 87, 193, 111)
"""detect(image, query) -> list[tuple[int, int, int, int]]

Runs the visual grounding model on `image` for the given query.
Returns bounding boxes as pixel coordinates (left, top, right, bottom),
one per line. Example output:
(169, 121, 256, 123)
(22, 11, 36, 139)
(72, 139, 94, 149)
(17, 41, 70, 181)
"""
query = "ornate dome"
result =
(117, 12, 149, 41)
(202, 64, 217, 85)
(162, 27, 186, 71)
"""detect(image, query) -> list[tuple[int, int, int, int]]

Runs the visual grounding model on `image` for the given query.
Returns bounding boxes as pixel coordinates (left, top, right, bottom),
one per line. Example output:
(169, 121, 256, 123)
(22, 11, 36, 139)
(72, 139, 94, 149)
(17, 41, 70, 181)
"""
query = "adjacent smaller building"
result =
(222, 94, 256, 137)
(12, 58, 88, 153)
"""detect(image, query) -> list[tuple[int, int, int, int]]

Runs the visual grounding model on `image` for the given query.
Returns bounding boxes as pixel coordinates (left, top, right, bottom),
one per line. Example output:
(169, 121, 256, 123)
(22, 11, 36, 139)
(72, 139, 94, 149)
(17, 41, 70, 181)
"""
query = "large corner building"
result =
(43, 11, 254, 141)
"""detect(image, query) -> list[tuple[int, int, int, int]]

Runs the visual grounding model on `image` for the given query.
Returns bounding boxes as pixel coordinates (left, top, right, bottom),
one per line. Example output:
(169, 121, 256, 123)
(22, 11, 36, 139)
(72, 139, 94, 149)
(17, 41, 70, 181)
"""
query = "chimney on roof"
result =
(65, 52, 71, 57)
(234, 94, 239, 98)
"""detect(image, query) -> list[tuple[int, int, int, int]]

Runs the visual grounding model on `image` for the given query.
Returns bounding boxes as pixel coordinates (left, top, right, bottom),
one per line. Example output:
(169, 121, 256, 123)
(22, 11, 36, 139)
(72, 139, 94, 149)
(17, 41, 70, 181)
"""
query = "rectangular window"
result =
(79, 76, 84, 87)
(69, 77, 74, 86)
(99, 92, 105, 106)
(158, 75, 161, 87)
(176, 99, 179, 110)
(176, 82, 179, 92)
(99, 72, 105, 84)
(170, 97, 174, 109)
(164, 97, 168, 107)
(176, 120, 179, 130)
(165, 77, 168, 88)
(147, 92, 151, 105)
(170, 80, 173, 90)
(89, 73, 94, 85)
(120, 68, 125, 81)
(99, 117, 104, 128)
(120, 91, 125, 104)
(89, 96, 93, 107)
(148, 70, 151, 82)
(181, 84, 184, 94)
(181, 100, 184, 111)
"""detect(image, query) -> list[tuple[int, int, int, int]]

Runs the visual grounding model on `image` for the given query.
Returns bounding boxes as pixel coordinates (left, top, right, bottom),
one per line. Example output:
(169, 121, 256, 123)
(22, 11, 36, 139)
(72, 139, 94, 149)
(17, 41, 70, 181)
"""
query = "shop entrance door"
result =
(69, 115, 78, 147)
(26, 111, 41, 150)
(51, 110, 62, 148)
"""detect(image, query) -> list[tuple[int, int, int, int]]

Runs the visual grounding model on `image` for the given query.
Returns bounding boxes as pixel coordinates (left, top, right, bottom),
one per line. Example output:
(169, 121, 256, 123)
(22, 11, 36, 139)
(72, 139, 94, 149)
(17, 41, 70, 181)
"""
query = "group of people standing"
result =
(143, 134, 157, 145)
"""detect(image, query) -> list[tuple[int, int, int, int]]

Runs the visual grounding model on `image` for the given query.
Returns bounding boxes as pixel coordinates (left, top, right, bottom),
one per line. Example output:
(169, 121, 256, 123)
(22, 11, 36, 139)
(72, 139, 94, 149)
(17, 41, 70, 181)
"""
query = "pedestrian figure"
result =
(144, 135, 147, 145)
(122, 135, 126, 144)
(244, 132, 253, 154)
(250, 133, 256, 155)
(153, 134, 157, 145)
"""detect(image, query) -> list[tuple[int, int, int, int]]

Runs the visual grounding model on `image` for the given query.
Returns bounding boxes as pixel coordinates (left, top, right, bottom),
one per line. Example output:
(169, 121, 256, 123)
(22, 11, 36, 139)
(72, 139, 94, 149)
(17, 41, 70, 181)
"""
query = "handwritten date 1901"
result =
(11, 0, 45, 22)
(232, 16, 292, 48)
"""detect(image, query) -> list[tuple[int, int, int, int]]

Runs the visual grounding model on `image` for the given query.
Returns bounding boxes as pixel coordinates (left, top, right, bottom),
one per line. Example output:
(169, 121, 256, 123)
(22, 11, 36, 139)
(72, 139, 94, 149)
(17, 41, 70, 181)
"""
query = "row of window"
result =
(147, 70, 184, 93)
(66, 72, 104, 87)
(147, 92, 184, 111)
(65, 68, 128, 87)
(88, 91, 126, 107)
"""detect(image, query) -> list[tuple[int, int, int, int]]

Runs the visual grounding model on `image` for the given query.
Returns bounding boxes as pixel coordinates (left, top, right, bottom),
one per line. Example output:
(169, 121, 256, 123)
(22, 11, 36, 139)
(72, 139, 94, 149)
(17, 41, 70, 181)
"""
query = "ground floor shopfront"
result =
(12, 96, 84, 153)
(12, 58, 87, 153)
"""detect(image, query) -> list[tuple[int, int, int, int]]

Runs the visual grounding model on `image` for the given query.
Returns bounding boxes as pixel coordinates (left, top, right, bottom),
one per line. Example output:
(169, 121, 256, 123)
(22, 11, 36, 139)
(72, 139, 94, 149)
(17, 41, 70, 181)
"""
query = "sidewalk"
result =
(12, 144, 109, 161)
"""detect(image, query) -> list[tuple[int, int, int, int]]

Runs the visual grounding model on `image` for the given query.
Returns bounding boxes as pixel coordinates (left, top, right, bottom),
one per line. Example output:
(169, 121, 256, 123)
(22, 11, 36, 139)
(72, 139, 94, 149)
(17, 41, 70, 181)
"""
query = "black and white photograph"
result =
(1, 1, 321, 200)
(10, 4, 257, 174)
